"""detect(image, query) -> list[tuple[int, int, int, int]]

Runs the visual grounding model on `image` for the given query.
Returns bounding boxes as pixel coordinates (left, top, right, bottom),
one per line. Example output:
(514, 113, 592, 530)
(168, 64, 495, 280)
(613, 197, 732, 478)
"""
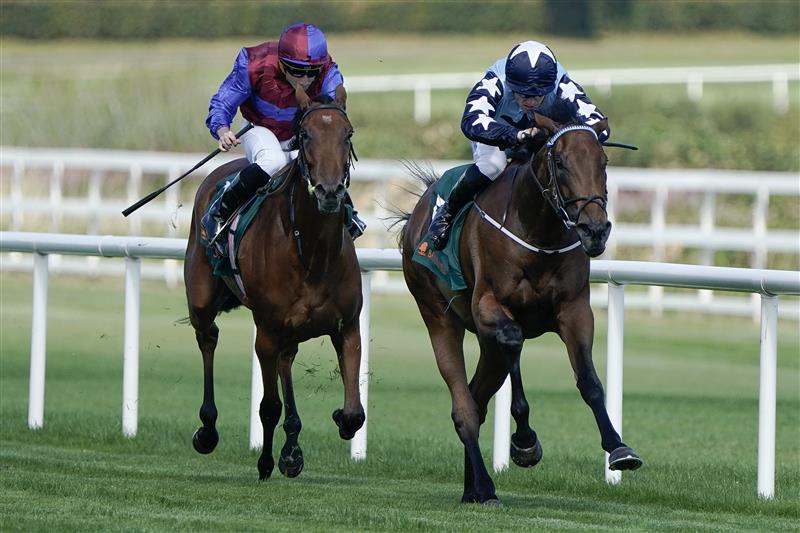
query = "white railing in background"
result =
(2, 147, 798, 318)
(343, 63, 800, 123)
(2, 231, 798, 499)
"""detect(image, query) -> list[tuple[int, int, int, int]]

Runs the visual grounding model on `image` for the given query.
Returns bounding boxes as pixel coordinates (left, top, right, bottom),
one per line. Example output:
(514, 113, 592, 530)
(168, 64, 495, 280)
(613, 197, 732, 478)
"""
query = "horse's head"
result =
(294, 89, 354, 215)
(531, 114, 611, 257)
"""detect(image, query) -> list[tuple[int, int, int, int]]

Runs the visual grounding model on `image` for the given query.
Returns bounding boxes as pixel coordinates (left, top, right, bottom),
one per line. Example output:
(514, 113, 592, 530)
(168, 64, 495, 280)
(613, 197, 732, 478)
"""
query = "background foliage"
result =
(1, 33, 798, 170)
(2, 0, 798, 39)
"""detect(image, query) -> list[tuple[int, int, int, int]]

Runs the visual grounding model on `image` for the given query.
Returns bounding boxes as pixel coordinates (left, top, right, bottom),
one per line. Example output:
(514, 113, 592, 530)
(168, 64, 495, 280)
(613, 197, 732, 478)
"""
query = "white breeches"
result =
(471, 141, 508, 181)
(240, 124, 298, 176)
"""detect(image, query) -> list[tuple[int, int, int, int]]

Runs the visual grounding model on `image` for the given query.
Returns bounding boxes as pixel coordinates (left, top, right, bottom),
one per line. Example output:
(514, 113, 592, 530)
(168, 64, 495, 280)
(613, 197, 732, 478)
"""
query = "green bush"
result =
(2, 0, 796, 39)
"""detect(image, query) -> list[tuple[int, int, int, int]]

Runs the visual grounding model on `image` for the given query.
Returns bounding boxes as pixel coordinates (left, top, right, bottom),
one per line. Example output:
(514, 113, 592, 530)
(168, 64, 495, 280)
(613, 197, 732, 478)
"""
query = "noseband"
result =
(295, 104, 357, 194)
(534, 124, 608, 230)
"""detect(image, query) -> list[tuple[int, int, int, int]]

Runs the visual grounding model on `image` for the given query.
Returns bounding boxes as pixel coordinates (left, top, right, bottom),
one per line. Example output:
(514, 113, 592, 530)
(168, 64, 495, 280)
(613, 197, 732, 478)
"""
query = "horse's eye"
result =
(554, 155, 563, 168)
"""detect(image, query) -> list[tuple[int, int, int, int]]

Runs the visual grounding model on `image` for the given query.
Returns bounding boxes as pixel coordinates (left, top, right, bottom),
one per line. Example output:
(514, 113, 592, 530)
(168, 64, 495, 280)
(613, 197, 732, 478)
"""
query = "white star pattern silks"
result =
(576, 99, 598, 118)
(472, 114, 495, 131)
(509, 41, 555, 68)
(476, 76, 501, 98)
(559, 81, 584, 102)
(466, 96, 495, 115)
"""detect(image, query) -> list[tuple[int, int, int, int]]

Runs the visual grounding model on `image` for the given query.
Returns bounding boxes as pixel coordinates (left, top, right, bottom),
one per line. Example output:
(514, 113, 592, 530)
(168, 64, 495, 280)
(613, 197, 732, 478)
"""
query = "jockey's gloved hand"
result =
(516, 127, 539, 144)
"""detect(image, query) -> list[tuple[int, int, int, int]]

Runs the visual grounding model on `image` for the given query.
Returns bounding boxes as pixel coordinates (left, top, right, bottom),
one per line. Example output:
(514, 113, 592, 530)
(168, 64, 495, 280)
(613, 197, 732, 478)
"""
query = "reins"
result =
(539, 124, 607, 231)
(473, 124, 607, 255)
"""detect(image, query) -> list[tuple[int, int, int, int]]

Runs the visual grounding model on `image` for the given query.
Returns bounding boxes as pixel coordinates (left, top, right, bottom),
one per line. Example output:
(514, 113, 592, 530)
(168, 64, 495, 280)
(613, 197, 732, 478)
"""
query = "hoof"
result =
(258, 454, 275, 481)
(192, 427, 219, 454)
(332, 408, 365, 440)
(608, 446, 642, 471)
(510, 434, 542, 468)
(461, 492, 500, 505)
(278, 445, 304, 478)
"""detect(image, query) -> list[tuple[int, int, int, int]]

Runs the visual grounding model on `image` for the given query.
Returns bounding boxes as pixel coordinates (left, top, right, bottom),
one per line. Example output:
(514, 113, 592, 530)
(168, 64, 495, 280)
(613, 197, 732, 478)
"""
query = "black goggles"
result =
(280, 59, 323, 78)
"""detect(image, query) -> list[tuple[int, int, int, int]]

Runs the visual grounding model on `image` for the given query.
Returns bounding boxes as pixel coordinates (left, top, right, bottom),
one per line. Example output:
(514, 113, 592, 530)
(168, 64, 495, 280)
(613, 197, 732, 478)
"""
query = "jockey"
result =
(428, 40, 610, 250)
(204, 22, 366, 244)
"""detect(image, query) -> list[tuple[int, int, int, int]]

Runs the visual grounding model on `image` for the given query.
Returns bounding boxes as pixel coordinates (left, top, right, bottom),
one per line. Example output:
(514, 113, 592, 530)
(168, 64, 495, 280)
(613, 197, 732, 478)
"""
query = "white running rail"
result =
(2, 231, 797, 499)
(2, 147, 798, 318)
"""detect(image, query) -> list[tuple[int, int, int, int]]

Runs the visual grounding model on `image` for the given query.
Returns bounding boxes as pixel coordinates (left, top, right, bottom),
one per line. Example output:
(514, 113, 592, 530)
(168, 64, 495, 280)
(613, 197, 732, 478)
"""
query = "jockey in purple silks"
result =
(204, 22, 365, 244)
(427, 40, 611, 250)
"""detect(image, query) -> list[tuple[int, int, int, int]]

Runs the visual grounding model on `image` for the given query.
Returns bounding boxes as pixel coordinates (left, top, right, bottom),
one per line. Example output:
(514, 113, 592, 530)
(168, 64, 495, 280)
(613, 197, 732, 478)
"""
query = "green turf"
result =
(1, 272, 798, 531)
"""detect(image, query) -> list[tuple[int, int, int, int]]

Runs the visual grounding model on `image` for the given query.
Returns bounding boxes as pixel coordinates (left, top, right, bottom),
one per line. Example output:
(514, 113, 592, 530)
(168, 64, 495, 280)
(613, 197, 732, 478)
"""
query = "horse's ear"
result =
(294, 84, 311, 111)
(533, 113, 558, 135)
(591, 118, 609, 139)
(334, 84, 347, 110)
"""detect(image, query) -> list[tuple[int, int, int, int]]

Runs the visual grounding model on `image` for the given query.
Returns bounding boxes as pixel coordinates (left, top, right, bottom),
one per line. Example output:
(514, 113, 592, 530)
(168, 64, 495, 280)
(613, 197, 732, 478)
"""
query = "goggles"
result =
(280, 59, 323, 78)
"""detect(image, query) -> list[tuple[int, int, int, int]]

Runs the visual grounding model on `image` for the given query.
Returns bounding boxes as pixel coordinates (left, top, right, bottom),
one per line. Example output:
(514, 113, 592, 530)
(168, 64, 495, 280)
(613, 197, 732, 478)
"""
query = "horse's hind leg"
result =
(191, 320, 221, 454)
(277, 346, 304, 478)
(474, 293, 542, 468)
(558, 300, 642, 471)
(255, 329, 283, 480)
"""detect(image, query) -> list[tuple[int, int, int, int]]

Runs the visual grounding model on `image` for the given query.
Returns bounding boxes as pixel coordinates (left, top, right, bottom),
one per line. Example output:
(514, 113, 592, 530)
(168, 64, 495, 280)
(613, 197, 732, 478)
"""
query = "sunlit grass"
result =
(1, 272, 798, 530)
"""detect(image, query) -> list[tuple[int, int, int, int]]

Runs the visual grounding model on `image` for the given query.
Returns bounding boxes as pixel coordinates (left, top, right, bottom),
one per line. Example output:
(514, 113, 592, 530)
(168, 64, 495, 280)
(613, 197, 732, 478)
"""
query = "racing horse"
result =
(184, 93, 365, 480)
(400, 113, 641, 503)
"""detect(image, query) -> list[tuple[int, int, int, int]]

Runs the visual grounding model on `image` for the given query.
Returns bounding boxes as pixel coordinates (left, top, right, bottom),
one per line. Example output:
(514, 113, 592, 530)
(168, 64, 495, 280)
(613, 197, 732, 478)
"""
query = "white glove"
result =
(516, 127, 539, 143)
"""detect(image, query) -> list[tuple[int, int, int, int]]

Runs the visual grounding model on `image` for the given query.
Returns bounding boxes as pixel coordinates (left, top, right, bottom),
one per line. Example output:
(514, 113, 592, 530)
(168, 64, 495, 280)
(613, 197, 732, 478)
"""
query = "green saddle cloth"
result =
(411, 164, 473, 291)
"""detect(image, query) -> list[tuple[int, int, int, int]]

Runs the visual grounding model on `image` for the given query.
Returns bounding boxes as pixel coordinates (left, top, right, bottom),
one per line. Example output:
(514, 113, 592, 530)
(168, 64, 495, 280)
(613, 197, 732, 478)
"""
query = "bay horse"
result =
(184, 95, 365, 480)
(400, 114, 641, 503)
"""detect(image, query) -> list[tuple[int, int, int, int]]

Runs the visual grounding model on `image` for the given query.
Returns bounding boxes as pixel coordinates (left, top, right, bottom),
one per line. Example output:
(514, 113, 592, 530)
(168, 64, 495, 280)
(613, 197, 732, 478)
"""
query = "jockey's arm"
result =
(554, 73, 611, 142)
(460, 72, 522, 150)
(206, 48, 253, 141)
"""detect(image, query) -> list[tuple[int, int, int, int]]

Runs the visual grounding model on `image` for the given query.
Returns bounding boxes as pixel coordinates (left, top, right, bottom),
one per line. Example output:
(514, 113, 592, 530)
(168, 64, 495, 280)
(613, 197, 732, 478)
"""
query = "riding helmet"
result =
(504, 41, 558, 96)
(278, 22, 329, 67)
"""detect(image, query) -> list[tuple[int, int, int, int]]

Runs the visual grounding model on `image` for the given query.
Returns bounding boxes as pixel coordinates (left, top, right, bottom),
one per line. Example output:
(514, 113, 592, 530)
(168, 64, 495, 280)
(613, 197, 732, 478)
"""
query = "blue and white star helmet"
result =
(504, 41, 558, 96)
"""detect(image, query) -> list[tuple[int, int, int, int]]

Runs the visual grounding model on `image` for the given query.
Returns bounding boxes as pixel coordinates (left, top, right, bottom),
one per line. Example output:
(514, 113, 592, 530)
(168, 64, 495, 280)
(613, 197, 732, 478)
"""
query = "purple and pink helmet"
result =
(278, 23, 329, 68)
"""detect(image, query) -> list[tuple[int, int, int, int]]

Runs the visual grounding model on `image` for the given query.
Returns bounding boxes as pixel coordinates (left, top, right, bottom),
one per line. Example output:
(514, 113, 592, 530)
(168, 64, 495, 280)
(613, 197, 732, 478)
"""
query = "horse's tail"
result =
(385, 160, 440, 250)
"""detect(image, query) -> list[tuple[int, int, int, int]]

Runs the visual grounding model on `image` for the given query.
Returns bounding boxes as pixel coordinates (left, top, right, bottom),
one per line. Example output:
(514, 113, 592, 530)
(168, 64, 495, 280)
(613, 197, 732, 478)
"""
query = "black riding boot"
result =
(344, 192, 367, 240)
(202, 163, 270, 246)
(428, 164, 492, 250)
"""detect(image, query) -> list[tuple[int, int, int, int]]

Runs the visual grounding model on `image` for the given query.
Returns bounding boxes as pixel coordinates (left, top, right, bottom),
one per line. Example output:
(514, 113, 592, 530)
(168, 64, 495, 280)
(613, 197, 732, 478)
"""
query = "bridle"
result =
(295, 103, 357, 194)
(533, 124, 608, 230)
(289, 103, 357, 267)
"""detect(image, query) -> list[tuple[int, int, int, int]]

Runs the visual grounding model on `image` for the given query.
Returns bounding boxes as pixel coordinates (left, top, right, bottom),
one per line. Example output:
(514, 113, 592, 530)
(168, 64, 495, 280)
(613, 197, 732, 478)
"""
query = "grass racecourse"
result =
(1, 272, 798, 532)
(1, 30, 799, 532)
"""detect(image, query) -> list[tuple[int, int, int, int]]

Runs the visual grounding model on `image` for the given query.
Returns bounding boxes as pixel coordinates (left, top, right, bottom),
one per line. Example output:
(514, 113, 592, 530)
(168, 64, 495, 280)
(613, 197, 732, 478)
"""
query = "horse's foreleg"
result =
(192, 321, 220, 454)
(330, 321, 365, 440)
(558, 301, 642, 471)
(417, 301, 497, 504)
(475, 293, 542, 468)
(277, 346, 304, 478)
(255, 329, 282, 480)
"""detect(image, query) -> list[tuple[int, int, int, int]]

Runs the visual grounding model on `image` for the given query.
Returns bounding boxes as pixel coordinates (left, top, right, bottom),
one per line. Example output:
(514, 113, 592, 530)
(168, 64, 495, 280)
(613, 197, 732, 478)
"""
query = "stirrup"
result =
(201, 213, 225, 253)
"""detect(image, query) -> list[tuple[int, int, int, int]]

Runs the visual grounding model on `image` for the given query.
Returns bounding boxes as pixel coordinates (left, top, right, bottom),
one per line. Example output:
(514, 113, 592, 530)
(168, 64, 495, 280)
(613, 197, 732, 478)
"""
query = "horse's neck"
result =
(292, 181, 344, 275)
(508, 156, 573, 249)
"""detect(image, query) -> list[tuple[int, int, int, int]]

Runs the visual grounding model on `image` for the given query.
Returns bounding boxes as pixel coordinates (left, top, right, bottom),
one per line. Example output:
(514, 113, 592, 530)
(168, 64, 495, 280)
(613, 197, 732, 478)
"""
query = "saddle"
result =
(412, 164, 473, 291)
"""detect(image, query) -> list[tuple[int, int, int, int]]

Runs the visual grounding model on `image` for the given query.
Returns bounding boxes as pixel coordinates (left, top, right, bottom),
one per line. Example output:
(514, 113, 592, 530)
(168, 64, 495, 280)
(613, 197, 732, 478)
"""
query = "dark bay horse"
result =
(184, 96, 365, 480)
(400, 113, 641, 503)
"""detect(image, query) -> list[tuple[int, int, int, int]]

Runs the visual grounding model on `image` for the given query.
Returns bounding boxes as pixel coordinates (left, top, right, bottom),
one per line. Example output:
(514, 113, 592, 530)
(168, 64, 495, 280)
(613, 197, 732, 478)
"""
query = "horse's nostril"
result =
(335, 183, 346, 196)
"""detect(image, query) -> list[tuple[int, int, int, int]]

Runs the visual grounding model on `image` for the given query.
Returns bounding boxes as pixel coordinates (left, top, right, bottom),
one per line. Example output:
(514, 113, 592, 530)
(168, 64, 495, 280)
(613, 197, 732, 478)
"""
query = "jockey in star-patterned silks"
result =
(428, 40, 610, 250)
(203, 22, 365, 246)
